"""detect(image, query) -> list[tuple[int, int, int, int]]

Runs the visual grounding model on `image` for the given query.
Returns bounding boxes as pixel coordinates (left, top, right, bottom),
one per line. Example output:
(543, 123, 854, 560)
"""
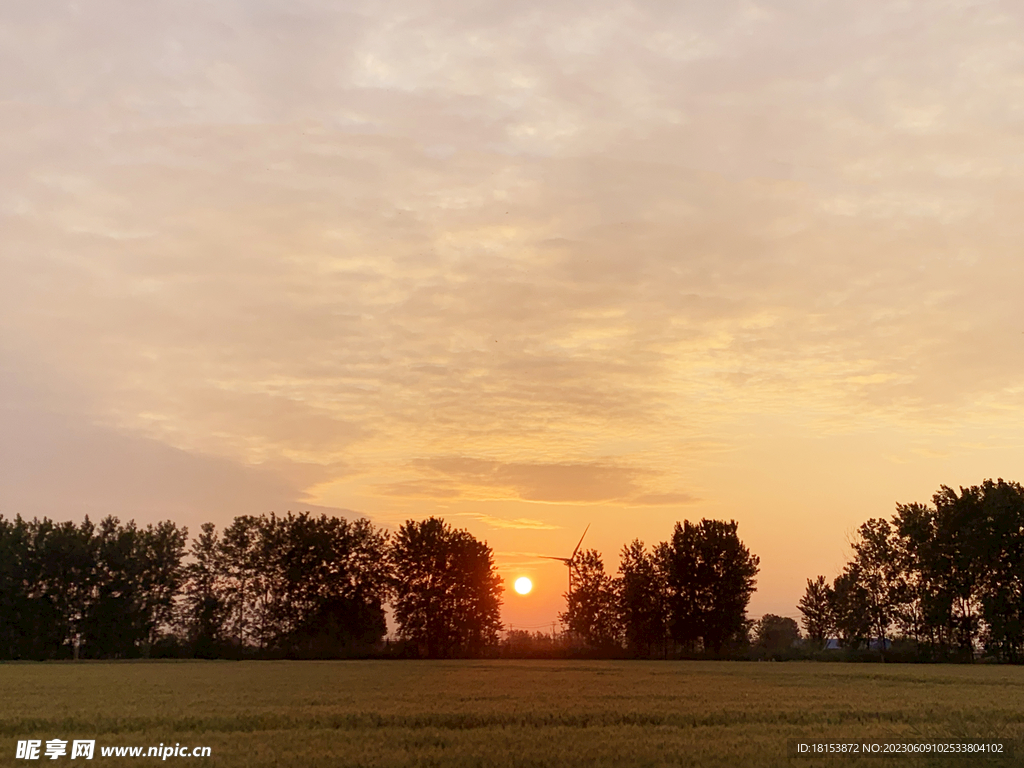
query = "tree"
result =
(898, 480, 1024, 662)
(890, 484, 1003, 660)
(218, 514, 275, 650)
(0, 516, 97, 659)
(0, 515, 37, 659)
(664, 521, 701, 653)
(798, 575, 833, 650)
(391, 518, 503, 658)
(560, 548, 620, 651)
(889, 502, 936, 648)
(753, 614, 800, 655)
(830, 567, 871, 650)
(33, 517, 98, 659)
(193, 513, 391, 658)
(273, 513, 391, 657)
(80, 517, 146, 658)
(849, 518, 904, 659)
(616, 539, 669, 657)
(665, 519, 760, 655)
(973, 480, 1024, 662)
(181, 522, 228, 658)
(928, 485, 988, 659)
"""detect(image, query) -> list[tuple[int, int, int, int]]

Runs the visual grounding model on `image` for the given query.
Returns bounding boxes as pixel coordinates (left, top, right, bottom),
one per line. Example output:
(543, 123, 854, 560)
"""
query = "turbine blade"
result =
(571, 523, 591, 560)
(538, 555, 571, 564)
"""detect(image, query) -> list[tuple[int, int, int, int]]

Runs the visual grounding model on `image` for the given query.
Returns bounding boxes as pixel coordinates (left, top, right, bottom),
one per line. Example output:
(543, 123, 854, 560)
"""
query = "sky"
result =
(3, 0, 1024, 632)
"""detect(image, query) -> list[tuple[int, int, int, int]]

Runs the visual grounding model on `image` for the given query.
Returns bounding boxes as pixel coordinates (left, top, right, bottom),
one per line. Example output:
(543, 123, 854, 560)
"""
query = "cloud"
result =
(0, 350, 364, 530)
(628, 492, 699, 507)
(2, 0, 1024, 543)
(371, 479, 461, 500)
(456, 513, 561, 530)
(373, 456, 694, 506)
(409, 457, 644, 503)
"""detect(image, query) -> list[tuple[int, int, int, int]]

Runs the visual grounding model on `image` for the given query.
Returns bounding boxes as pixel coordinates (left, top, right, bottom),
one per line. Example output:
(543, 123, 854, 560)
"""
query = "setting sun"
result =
(514, 577, 533, 595)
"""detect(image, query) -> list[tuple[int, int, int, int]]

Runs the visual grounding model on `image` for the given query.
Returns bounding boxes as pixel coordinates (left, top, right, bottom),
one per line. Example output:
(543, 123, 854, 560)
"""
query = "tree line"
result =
(11, 478, 1020, 663)
(0, 510, 760, 660)
(798, 479, 1024, 662)
(0, 515, 186, 660)
(0, 513, 503, 660)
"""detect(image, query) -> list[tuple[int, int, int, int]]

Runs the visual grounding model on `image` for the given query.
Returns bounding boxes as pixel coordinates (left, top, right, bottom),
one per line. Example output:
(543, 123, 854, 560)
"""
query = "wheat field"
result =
(1, 660, 1021, 767)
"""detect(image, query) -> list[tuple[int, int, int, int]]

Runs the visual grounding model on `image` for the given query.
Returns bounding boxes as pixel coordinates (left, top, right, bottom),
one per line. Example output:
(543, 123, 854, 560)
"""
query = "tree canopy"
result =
(665, 519, 760, 655)
(390, 517, 503, 658)
(560, 548, 620, 650)
(753, 614, 801, 655)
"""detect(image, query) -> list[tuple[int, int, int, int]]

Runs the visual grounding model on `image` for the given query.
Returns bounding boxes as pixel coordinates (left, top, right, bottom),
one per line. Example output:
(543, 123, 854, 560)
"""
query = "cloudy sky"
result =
(3, 0, 1024, 629)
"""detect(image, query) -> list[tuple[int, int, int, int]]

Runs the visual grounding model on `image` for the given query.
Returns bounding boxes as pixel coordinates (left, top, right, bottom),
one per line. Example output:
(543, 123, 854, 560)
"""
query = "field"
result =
(1, 660, 1022, 767)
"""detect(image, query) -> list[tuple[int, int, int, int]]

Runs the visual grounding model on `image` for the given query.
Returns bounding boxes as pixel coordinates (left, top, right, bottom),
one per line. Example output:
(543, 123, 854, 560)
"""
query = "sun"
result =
(514, 576, 533, 595)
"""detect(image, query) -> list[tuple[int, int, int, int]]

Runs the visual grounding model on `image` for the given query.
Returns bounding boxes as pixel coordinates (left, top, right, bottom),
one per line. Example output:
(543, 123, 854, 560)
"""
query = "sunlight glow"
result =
(514, 576, 533, 595)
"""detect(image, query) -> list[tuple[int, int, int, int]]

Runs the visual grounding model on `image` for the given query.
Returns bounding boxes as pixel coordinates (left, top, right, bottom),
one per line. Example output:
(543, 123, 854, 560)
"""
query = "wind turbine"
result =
(540, 524, 590, 597)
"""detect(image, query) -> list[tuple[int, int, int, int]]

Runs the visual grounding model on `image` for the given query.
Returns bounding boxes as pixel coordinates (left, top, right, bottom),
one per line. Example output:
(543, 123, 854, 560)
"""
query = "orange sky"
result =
(3, 0, 1024, 632)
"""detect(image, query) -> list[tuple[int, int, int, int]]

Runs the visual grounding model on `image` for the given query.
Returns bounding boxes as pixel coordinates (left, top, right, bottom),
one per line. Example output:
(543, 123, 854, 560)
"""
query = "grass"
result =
(1, 660, 1022, 767)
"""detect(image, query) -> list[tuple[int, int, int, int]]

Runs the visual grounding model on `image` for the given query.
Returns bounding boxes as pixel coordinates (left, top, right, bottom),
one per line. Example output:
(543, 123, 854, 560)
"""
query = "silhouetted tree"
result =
(849, 518, 904, 659)
(830, 565, 872, 650)
(0, 515, 40, 659)
(1, 515, 97, 658)
(181, 522, 228, 657)
(80, 517, 187, 658)
(273, 513, 391, 657)
(665, 519, 759, 655)
(35, 517, 98, 658)
(934, 485, 989, 658)
(889, 502, 935, 646)
(561, 548, 620, 651)
(218, 515, 263, 649)
(200, 512, 391, 657)
(127, 520, 188, 656)
(798, 575, 834, 650)
(973, 480, 1024, 662)
(391, 517, 502, 658)
(616, 539, 669, 657)
(885, 481, 1023, 661)
(753, 614, 800, 655)
(896, 480, 1024, 661)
